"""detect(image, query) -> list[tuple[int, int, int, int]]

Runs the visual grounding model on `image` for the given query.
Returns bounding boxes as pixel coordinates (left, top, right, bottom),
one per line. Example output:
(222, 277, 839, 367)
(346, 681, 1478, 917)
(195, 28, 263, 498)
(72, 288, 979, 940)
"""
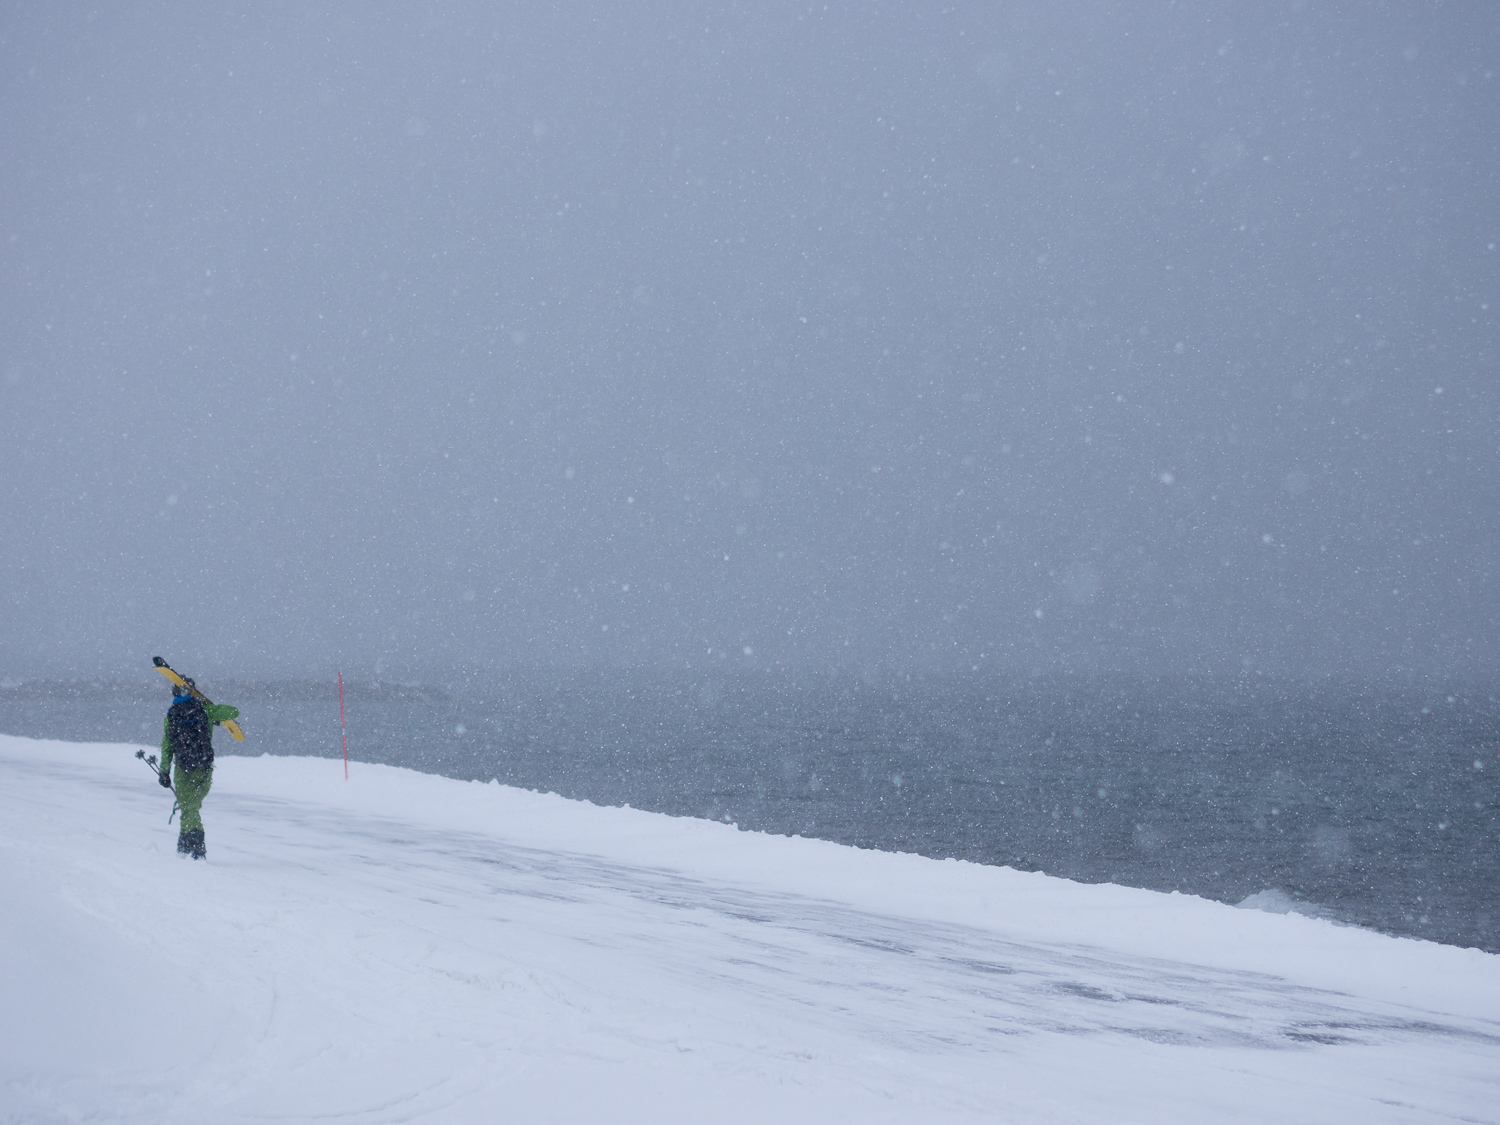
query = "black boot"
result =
(177, 830, 192, 856)
(182, 827, 206, 860)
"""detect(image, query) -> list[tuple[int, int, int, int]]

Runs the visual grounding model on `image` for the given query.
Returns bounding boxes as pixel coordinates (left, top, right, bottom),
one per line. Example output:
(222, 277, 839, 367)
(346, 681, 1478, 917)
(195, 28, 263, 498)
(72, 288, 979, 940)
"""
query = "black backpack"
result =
(168, 696, 215, 771)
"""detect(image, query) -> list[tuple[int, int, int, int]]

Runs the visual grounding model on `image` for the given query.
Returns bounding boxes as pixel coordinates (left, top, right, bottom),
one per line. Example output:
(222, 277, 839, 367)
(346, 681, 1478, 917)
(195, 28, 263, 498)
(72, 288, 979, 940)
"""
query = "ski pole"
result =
(135, 748, 175, 790)
(135, 749, 181, 821)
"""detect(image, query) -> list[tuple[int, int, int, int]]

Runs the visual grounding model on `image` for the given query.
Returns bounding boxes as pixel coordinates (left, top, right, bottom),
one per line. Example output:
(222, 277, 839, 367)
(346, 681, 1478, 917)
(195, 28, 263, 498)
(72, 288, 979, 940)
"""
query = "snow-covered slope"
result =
(2, 734, 1496, 1125)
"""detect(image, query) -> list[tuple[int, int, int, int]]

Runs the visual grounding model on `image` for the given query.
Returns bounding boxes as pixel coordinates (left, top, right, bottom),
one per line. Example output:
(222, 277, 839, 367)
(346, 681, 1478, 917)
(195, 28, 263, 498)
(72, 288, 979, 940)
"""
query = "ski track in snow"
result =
(260, 794, 1499, 1056)
(2, 740, 1499, 1125)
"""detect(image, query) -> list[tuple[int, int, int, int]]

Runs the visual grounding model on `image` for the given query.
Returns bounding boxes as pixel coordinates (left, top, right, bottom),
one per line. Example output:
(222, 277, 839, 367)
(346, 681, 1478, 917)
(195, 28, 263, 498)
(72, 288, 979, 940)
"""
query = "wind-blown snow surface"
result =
(2, 735, 1497, 1124)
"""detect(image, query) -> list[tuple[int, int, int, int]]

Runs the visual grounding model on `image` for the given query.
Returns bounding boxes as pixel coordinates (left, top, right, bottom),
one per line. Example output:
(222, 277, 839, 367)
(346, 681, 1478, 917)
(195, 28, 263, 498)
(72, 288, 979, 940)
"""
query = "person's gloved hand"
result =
(159, 771, 172, 788)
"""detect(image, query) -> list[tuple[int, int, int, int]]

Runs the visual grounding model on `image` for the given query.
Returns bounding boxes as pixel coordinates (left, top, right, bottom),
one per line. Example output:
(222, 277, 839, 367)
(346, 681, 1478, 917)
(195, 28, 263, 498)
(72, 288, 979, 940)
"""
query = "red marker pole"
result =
(338, 670, 349, 780)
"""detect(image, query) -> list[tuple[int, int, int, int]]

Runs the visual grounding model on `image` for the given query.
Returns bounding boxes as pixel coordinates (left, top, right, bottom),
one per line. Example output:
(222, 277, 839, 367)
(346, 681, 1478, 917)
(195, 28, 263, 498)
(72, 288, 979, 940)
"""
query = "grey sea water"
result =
(3, 672, 1496, 952)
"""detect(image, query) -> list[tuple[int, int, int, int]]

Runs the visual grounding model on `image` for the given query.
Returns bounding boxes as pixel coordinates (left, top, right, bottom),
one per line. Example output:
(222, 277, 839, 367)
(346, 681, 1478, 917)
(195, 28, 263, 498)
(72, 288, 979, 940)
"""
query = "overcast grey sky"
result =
(1, 2, 1496, 681)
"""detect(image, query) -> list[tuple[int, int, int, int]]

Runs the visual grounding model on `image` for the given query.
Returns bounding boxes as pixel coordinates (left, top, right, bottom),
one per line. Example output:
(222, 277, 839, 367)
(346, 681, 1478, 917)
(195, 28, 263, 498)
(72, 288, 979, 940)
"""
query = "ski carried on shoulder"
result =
(152, 656, 245, 741)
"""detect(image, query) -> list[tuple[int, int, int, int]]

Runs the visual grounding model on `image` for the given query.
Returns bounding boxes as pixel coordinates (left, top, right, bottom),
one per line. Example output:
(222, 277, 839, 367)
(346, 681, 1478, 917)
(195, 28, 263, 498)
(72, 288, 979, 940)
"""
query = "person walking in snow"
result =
(159, 677, 239, 859)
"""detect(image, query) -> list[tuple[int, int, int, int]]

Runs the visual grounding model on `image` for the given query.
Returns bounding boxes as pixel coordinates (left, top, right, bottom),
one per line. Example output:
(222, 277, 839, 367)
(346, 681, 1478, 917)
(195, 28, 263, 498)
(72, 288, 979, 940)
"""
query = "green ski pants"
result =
(173, 765, 213, 833)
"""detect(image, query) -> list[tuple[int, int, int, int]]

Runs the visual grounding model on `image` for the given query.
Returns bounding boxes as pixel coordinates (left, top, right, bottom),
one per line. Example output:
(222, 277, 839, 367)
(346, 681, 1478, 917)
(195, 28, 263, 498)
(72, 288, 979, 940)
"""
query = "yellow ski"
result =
(153, 657, 245, 741)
